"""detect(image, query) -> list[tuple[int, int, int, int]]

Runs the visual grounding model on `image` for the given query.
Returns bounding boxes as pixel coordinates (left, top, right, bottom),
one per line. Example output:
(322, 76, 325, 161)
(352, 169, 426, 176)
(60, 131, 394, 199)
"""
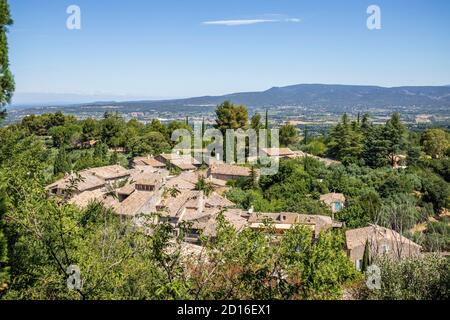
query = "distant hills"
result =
(102, 84, 450, 110)
(13, 84, 450, 111)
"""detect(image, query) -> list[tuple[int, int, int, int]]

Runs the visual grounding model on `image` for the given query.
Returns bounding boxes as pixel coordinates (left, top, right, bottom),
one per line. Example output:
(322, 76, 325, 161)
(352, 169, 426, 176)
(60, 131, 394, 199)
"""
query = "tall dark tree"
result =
(384, 113, 407, 166)
(303, 125, 309, 145)
(327, 113, 363, 162)
(0, 0, 14, 120)
(361, 240, 371, 272)
(265, 109, 269, 130)
(362, 125, 389, 168)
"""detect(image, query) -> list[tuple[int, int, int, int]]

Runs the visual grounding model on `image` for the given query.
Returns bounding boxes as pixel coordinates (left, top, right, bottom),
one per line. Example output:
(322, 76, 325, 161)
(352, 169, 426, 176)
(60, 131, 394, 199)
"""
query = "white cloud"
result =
(203, 19, 276, 26)
(203, 17, 301, 26)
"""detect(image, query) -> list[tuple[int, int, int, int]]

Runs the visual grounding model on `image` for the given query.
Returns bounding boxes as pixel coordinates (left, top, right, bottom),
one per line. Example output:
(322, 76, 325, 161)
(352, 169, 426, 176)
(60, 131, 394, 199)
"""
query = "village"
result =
(47, 146, 422, 271)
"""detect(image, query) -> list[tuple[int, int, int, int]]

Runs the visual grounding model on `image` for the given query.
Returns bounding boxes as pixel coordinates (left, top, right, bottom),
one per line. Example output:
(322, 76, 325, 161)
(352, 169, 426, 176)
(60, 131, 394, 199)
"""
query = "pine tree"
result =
(303, 125, 309, 145)
(0, 0, 15, 121)
(327, 113, 363, 162)
(384, 112, 407, 166)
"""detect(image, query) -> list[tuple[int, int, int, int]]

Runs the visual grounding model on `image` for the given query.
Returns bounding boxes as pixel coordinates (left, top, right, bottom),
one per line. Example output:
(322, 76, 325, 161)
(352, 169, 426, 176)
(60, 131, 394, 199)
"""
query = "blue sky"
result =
(8, 0, 450, 103)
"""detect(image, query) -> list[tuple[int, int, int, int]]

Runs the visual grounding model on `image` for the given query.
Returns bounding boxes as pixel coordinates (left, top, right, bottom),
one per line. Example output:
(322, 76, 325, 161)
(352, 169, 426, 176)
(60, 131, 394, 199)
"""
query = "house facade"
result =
(345, 225, 422, 270)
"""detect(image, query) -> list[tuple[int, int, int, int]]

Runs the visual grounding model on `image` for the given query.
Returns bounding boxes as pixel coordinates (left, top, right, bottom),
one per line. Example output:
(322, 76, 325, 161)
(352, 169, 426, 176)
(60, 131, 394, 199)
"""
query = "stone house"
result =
(345, 224, 422, 270)
(320, 193, 346, 214)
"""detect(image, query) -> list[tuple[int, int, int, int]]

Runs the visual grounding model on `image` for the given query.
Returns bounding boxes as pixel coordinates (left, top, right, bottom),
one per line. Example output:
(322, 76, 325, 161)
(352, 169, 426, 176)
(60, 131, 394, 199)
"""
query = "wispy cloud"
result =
(203, 17, 301, 26)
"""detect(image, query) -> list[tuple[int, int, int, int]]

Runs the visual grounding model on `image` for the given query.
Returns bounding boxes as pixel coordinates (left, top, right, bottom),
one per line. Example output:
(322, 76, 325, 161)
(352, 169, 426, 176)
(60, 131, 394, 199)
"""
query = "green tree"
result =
(303, 125, 309, 145)
(101, 113, 125, 148)
(383, 113, 407, 166)
(421, 128, 449, 159)
(0, 190, 9, 292)
(302, 140, 327, 156)
(109, 152, 119, 165)
(128, 131, 171, 157)
(250, 113, 263, 131)
(362, 125, 389, 168)
(279, 124, 299, 147)
(54, 146, 72, 175)
(355, 254, 449, 300)
(195, 176, 214, 197)
(215, 101, 248, 133)
(327, 114, 363, 163)
(0, 0, 14, 119)
(361, 240, 370, 272)
(81, 118, 100, 143)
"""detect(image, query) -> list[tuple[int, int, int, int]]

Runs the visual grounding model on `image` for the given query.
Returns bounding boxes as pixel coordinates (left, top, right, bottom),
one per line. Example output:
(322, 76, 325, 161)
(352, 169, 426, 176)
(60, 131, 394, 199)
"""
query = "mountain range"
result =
(13, 84, 450, 111)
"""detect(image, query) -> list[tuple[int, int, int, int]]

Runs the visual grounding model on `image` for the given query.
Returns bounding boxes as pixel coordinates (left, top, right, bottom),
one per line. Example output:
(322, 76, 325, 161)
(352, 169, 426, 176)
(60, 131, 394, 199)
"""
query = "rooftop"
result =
(209, 163, 252, 177)
(345, 225, 422, 250)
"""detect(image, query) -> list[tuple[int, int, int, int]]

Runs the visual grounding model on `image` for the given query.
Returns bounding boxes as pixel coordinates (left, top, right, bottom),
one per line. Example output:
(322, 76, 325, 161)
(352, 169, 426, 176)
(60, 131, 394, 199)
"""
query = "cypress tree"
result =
(303, 125, 309, 145)
(265, 109, 269, 130)
(361, 240, 371, 272)
(201, 117, 205, 137)
(265, 109, 270, 148)
(0, 0, 14, 121)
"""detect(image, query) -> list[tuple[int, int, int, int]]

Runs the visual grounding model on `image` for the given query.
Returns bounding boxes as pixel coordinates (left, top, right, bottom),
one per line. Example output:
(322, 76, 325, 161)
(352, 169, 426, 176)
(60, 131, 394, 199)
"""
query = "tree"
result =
(303, 125, 309, 145)
(54, 146, 72, 175)
(265, 109, 269, 130)
(195, 176, 214, 197)
(81, 118, 100, 143)
(101, 113, 125, 148)
(354, 254, 450, 300)
(361, 240, 371, 272)
(421, 175, 450, 213)
(215, 101, 248, 133)
(421, 128, 449, 159)
(128, 131, 171, 157)
(250, 113, 263, 131)
(109, 152, 119, 165)
(383, 113, 407, 166)
(362, 125, 389, 168)
(303, 140, 326, 156)
(279, 124, 299, 147)
(0, 0, 14, 120)
(327, 114, 363, 162)
(0, 190, 9, 292)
